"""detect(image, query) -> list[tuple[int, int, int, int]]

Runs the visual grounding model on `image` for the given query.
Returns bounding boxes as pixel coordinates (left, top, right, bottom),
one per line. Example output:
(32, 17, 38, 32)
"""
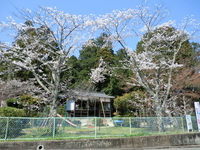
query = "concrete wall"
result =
(0, 133, 200, 150)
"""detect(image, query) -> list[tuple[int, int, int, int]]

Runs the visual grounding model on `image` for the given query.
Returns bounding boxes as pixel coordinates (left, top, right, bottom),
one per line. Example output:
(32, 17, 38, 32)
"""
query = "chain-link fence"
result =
(0, 116, 197, 140)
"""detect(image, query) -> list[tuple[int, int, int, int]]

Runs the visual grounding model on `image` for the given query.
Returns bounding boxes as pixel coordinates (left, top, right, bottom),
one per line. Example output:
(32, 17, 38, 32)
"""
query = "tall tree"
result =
(92, 3, 199, 131)
(78, 45, 99, 81)
(78, 33, 113, 75)
(72, 33, 115, 91)
(0, 6, 93, 117)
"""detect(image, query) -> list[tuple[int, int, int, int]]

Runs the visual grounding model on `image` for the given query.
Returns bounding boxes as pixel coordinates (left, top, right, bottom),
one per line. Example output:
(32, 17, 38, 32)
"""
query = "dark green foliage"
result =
(176, 40, 195, 67)
(62, 55, 81, 87)
(95, 48, 114, 66)
(6, 99, 22, 109)
(191, 42, 200, 66)
(57, 105, 66, 117)
(79, 46, 98, 69)
(78, 47, 98, 80)
(71, 44, 99, 87)
(102, 75, 124, 96)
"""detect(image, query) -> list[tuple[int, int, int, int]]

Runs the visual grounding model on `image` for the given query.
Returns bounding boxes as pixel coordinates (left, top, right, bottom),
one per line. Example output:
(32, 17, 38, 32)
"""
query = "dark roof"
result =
(68, 90, 115, 99)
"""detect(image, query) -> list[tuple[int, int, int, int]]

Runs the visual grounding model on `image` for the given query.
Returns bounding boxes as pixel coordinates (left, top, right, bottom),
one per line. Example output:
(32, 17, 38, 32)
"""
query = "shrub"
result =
(20, 94, 43, 117)
(0, 107, 26, 117)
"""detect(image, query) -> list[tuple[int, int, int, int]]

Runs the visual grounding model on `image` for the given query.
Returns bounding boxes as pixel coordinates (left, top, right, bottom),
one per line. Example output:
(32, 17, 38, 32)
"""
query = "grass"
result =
(0, 124, 189, 142)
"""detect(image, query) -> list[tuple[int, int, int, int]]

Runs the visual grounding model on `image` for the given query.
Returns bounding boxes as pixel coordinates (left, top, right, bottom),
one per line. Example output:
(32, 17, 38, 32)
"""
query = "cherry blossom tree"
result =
(0, 6, 94, 117)
(91, 4, 200, 131)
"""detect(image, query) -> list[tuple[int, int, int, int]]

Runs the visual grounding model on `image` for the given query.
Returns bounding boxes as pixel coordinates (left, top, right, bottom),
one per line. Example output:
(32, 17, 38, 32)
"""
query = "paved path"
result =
(120, 145, 200, 150)
(144, 145, 200, 150)
(67, 145, 200, 150)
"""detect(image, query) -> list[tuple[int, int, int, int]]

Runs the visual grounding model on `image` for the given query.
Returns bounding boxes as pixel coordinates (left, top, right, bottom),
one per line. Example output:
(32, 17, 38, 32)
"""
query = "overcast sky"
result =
(0, 0, 199, 55)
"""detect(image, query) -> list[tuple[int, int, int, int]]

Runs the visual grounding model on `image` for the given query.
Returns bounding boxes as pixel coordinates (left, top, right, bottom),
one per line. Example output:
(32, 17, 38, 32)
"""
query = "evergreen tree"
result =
(78, 45, 98, 81)
(95, 48, 114, 66)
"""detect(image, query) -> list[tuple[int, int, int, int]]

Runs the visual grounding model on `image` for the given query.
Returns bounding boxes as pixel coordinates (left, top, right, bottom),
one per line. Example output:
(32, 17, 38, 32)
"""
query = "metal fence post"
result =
(94, 117, 97, 138)
(181, 117, 184, 133)
(53, 117, 56, 138)
(129, 117, 132, 135)
(5, 117, 9, 140)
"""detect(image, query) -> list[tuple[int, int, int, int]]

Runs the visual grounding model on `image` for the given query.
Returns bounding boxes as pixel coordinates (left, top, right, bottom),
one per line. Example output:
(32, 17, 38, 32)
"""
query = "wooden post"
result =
(74, 99, 76, 117)
(100, 99, 105, 118)
(94, 99, 96, 117)
(81, 99, 83, 117)
(87, 100, 89, 117)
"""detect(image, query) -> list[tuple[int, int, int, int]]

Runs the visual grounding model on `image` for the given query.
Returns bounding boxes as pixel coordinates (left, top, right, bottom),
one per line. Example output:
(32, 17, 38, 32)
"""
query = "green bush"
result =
(20, 95, 43, 117)
(0, 107, 26, 117)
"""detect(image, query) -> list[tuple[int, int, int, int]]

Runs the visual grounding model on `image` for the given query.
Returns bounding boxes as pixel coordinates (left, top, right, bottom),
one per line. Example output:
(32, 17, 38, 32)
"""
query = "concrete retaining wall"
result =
(0, 133, 200, 150)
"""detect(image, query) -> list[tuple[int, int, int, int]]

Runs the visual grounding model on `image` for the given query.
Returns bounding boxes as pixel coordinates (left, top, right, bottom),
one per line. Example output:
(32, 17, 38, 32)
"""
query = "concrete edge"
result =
(0, 132, 200, 150)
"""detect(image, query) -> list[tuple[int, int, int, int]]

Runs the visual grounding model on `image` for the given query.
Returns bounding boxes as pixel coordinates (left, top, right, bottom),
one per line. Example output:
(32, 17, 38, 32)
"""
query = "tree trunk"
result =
(154, 95, 165, 133)
(49, 76, 60, 117)
(49, 82, 60, 117)
(49, 63, 62, 117)
(155, 110, 164, 133)
(49, 101, 58, 117)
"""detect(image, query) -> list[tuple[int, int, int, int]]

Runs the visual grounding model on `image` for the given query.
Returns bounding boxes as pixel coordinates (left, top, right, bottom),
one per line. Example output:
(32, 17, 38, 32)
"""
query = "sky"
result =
(0, 0, 200, 56)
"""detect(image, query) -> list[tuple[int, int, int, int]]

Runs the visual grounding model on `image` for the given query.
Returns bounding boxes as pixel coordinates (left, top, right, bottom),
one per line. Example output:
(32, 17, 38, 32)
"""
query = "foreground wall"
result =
(1, 133, 200, 150)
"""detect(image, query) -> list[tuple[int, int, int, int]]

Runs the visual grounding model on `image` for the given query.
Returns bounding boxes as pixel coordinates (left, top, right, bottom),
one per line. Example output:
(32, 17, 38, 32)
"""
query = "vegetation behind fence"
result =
(0, 116, 198, 140)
